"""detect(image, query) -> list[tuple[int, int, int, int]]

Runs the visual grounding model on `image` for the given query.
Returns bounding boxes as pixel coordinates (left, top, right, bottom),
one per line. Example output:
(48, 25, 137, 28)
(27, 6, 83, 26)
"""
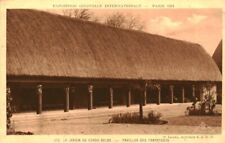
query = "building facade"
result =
(7, 10, 222, 114)
(212, 40, 222, 104)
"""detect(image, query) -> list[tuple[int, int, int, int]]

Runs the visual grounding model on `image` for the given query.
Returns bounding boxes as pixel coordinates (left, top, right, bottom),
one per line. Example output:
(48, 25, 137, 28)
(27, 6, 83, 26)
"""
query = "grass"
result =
(165, 115, 221, 127)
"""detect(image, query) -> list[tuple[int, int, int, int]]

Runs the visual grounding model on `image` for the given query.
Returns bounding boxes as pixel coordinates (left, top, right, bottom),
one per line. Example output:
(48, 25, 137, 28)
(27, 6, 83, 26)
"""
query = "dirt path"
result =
(11, 103, 221, 134)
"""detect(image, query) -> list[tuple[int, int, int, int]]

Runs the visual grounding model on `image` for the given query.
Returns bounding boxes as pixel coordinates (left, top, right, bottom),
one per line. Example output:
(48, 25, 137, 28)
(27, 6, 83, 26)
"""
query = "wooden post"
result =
(143, 86, 147, 106)
(88, 85, 93, 110)
(170, 85, 174, 104)
(216, 83, 222, 104)
(215, 84, 218, 103)
(181, 87, 185, 103)
(109, 87, 113, 109)
(36, 85, 42, 114)
(192, 85, 196, 110)
(70, 87, 75, 110)
(127, 88, 131, 107)
(139, 90, 144, 119)
(157, 85, 161, 105)
(64, 87, 70, 112)
(192, 85, 196, 98)
(199, 85, 204, 101)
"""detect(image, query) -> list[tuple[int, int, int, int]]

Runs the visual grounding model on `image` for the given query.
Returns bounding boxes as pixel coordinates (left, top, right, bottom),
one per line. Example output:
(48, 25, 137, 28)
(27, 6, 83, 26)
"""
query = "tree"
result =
(62, 10, 145, 31)
(104, 12, 144, 31)
(126, 16, 144, 30)
(105, 13, 126, 28)
(62, 9, 97, 21)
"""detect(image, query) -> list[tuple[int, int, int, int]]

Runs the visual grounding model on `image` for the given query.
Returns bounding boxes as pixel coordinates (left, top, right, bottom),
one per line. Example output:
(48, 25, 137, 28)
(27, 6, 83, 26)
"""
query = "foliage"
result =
(62, 9, 98, 22)
(7, 88, 13, 130)
(104, 12, 144, 30)
(185, 83, 219, 116)
(105, 13, 126, 28)
(109, 110, 166, 124)
(185, 95, 217, 116)
(62, 9, 145, 31)
(109, 112, 139, 123)
(147, 110, 162, 123)
(7, 131, 33, 135)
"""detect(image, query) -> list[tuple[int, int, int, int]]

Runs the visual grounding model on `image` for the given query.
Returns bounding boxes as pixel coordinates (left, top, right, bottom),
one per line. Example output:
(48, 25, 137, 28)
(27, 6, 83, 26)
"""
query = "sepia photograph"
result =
(5, 8, 222, 135)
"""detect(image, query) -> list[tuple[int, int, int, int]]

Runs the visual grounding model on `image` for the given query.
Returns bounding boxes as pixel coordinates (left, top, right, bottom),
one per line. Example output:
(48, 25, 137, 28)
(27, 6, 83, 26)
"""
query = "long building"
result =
(212, 40, 222, 104)
(7, 9, 222, 114)
(213, 41, 222, 73)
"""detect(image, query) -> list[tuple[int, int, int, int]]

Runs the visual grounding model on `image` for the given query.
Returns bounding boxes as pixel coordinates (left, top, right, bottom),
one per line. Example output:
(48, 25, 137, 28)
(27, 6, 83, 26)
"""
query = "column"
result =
(64, 87, 70, 112)
(192, 85, 196, 98)
(199, 85, 204, 101)
(215, 84, 218, 103)
(88, 85, 93, 110)
(36, 85, 42, 114)
(143, 87, 147, 106)
(192, 85, 196, 110)
(72, 88, 76, 109)
(70, 88, 75, 110)
(217, 82, 222, 104)
(109, 87, 113, 109)
(157, 85, 161, 105)
(170, 85, 174, 104)
(181, 86, 185, 103)
(139, 90, 144, 119)
(127, 88, 131, 107)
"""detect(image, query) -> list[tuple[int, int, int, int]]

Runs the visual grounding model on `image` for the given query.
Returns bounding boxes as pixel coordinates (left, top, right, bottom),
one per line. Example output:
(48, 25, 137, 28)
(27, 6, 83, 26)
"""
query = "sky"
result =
(46, 9, 222, 56)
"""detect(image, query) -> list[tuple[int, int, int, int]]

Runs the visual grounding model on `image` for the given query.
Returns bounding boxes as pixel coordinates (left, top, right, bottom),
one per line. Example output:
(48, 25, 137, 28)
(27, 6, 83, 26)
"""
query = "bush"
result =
(147, 110, 162, 123)
(7, 88, 13, 131)
(109, 110, 166, 125)
(7, 131, 33, 135)
(109, 112, 139, 123)
(185, 95, 217, 116)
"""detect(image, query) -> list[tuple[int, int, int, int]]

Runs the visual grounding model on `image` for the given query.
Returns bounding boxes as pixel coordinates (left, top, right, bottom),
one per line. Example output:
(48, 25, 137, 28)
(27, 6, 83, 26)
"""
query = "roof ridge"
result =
(28, 9, 198, 46)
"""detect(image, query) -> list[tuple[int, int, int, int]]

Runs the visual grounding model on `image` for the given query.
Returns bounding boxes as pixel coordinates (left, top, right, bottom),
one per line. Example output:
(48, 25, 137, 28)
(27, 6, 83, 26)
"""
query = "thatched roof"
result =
(7, 9, 221, 82)
(212, 41, 222, 73)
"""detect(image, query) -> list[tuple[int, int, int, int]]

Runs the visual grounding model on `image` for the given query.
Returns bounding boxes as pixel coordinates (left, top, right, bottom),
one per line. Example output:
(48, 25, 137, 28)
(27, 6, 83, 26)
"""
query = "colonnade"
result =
(7, 84, 197, 114)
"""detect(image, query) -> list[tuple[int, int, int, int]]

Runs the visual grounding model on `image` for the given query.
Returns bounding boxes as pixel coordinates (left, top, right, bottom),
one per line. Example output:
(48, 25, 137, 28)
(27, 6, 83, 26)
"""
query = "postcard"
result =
(0, 0, 224, 143)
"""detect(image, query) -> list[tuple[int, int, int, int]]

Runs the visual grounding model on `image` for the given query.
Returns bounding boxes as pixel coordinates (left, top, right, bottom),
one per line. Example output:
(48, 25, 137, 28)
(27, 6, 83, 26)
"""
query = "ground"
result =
(11, 103, 222, 134)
